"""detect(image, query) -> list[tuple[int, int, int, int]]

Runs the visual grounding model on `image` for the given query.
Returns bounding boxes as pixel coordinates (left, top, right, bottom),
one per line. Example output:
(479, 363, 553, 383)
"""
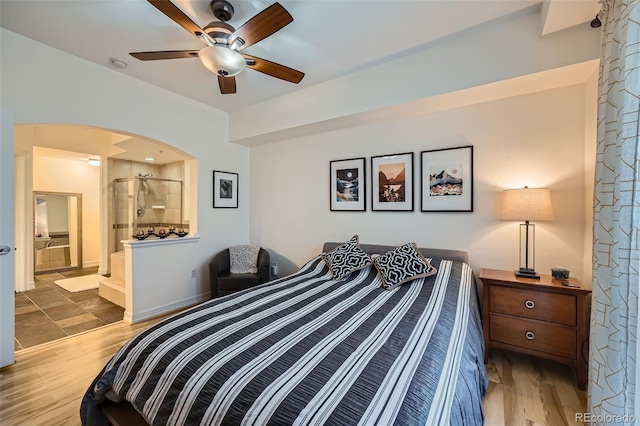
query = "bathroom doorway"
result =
(13, 124, 194, 350)
(15, 144, 119, 349)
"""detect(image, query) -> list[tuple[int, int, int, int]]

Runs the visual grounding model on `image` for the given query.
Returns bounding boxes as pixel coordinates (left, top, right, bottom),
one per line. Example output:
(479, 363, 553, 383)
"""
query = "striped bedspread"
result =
(81, 256, 487, 425)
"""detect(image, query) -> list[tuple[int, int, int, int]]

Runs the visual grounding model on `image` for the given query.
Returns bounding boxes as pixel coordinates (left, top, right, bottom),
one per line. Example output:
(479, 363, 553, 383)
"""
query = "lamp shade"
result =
(501, 187, 553, 221)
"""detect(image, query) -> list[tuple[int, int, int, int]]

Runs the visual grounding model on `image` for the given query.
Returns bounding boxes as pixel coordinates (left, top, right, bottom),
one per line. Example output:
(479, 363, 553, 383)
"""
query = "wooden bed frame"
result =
(101, 399, 147, 426)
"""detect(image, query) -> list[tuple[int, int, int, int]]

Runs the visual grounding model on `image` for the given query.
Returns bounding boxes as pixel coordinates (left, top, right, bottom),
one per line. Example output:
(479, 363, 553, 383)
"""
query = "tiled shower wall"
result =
(107, 159, 185, 265)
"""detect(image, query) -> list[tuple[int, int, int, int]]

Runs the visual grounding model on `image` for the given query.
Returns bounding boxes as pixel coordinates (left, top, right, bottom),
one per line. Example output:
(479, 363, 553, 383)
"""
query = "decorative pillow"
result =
(322, 235, 372, 281)
(229, 245, 260, 274)
(373, 242, 437, 290)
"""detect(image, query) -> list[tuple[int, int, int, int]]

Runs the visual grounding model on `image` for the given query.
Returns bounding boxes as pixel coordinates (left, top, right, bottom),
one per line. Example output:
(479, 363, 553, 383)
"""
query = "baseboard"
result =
(124, 293, 210, 325)
(16, 281, 35, 293)
(25, 280, 35, 292)
(83, 260, 100, 268)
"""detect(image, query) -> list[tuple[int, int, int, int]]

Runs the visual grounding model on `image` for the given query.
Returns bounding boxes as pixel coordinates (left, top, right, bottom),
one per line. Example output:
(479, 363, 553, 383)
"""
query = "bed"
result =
(80, 241, 487, 425)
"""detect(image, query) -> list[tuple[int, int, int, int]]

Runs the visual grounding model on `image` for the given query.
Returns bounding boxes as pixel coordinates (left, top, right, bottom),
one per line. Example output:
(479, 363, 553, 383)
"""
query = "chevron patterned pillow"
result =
(322, 235, 372, 281)
(373, 242, 437, 290)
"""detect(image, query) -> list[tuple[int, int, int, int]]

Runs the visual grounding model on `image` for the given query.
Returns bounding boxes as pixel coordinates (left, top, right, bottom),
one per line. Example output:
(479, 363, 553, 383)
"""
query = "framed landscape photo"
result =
(330, 157, 366, 211)
(420, 145, 473, 212)
(213, 170, 238, 208)
(371, 152, 414, 211)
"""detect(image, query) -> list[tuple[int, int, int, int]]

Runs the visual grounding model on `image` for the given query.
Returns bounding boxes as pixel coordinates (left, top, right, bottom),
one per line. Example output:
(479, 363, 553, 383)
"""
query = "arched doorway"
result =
(13, 124, 196, 349)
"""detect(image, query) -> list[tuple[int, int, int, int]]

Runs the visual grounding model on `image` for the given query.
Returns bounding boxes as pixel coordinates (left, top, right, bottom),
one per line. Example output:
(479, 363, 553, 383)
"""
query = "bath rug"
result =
(54, 274, 104, 292)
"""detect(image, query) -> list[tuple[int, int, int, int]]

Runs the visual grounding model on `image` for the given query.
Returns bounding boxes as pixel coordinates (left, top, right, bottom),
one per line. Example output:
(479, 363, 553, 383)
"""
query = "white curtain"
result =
(590, 0, 640, 424)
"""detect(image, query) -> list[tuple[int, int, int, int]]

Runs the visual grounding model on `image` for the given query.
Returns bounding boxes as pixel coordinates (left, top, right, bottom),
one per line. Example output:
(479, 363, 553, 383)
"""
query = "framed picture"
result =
(420, 145, 473, 212)
(330, 157, 366, 211)
(371, 152, 414, 211)
(213, 170, 238, 208)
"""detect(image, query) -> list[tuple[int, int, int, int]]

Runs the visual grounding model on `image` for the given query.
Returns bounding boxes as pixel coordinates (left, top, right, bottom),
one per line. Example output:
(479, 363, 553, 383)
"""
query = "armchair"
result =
(209, 247, 270, 298)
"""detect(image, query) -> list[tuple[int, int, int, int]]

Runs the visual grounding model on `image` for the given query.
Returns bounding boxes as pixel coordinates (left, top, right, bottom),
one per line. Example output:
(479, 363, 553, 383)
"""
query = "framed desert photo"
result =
(420, 145, 473, 212)
(371, 152, 414, 211)
(330, 157, 366, 211)
(213, 170, 238, 208)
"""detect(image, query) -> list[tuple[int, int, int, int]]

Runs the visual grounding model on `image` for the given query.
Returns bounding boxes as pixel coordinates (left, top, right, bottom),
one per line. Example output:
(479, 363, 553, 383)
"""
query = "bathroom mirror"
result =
(34, 191, 82, 273)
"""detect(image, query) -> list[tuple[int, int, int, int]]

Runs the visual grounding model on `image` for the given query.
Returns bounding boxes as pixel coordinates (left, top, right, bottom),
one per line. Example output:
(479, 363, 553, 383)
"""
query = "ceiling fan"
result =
(130, 0, 305, 94)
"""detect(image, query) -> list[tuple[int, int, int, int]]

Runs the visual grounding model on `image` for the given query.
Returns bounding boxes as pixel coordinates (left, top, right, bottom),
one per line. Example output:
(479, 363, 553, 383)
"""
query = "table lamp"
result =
(501, 186, 553, 279)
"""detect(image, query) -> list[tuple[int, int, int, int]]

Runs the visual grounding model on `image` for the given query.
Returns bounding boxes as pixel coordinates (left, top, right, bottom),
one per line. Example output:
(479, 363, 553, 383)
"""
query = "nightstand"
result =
(480, 268, 592, 391)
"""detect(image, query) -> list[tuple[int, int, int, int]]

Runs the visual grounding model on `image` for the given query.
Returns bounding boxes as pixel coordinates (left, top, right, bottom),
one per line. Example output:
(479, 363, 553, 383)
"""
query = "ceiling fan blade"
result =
(148, 0, 204, 37)
(243, 54, 304, 84)
(130, 50, 200, 61)
(230, 3, 293, 50)
(218, 75, 237, 94)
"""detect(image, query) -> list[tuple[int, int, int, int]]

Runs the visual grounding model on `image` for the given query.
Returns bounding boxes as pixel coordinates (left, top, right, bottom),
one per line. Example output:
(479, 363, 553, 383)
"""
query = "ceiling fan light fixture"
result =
(228, 37, 245, 51)
(137, 0, 303, 94)
(199, 45, 245, 76)
(203, 21, 235, 43)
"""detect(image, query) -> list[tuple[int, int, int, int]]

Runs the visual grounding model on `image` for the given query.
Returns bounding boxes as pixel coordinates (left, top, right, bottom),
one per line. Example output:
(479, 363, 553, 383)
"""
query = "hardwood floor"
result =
(0, 320, 587, 426)
(0, 319, 160, 426)
(485, 350, 588, 426)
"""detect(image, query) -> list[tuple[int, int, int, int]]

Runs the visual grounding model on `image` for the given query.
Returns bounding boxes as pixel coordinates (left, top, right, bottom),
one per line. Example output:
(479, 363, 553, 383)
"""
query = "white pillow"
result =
(229, 245, 260, 274)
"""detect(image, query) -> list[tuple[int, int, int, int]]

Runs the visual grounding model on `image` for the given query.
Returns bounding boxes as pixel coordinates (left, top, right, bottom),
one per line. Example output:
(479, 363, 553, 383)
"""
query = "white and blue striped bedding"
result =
(81, 255, 487, 425)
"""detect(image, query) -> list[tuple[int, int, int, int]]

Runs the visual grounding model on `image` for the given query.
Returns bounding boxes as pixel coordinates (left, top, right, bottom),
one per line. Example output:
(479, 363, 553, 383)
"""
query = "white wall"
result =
(250, 84, 591, 284)
(1, 28, 250, 322)
(123, 238, 203, 323)
(33, 154, 101, 267)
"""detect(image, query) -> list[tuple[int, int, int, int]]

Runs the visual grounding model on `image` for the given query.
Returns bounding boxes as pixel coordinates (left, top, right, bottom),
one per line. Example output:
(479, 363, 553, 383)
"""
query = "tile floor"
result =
(14, 267, 124, 350)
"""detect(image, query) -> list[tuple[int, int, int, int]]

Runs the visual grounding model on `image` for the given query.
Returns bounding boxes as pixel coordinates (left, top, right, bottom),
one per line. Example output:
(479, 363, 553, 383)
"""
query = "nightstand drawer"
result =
(490, 315, 576, 359)
(490, 285, 576, 326)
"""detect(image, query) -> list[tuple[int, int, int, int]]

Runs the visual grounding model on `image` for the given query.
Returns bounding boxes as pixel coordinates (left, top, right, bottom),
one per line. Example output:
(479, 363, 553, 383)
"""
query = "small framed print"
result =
(213, 170, 238, 208)
(420, 145, 473, 212)
(371, 152, 414, 211)
(330, 157, 366, 211)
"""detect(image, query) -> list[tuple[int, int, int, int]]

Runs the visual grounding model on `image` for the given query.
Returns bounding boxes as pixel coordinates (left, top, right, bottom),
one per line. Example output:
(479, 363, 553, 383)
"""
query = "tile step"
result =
(99, 278, 125, 308)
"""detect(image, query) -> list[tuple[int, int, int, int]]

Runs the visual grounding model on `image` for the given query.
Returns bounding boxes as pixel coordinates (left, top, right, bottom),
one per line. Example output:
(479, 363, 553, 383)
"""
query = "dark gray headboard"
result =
(322, 242, 469, 264)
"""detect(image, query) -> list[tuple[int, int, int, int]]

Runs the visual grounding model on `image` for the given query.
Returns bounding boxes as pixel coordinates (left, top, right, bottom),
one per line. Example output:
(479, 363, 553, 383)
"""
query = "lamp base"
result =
(514, 268, 540, 279)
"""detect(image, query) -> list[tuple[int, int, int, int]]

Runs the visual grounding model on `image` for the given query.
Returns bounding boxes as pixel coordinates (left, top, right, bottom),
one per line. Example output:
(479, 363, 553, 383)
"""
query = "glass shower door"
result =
(114, 179, 136, 252)
(114, 177, 185, 250)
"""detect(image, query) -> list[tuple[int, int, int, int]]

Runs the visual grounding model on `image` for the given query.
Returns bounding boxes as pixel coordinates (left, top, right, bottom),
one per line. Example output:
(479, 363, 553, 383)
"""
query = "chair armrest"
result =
(257, 248, 271, 284)
(209, 249, 230, 298)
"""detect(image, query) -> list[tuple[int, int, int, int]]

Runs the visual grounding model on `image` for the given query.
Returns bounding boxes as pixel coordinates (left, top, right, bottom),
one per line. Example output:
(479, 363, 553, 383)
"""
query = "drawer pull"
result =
(524, 300, 535, 309)
(525, 331, 535, 340)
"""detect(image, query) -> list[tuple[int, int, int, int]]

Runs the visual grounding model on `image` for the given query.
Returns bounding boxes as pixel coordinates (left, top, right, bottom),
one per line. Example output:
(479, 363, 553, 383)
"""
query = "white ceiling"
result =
(0, 0, 600, 114)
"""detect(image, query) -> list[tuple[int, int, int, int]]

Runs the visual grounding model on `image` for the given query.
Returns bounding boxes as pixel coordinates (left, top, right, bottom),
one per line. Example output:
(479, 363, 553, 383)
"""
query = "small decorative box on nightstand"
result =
(479, 268, 592, 391)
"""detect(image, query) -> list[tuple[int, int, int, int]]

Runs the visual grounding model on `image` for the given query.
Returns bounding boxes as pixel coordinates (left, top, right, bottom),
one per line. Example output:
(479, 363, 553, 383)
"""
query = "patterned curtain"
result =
(590, 0, 640, 423)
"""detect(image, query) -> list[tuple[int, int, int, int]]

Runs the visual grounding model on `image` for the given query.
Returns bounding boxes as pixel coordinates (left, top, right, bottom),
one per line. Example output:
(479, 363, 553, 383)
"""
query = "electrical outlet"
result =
(190, 268, 196, 278)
